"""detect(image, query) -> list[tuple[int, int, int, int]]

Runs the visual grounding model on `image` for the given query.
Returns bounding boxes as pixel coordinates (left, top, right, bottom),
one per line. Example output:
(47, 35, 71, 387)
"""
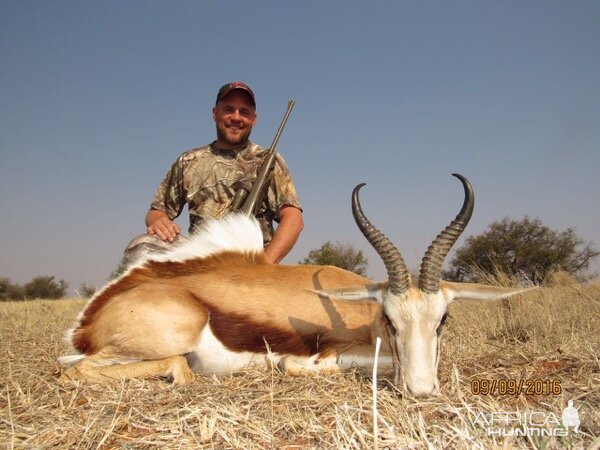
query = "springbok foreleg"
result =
(278, 354, 341, 376)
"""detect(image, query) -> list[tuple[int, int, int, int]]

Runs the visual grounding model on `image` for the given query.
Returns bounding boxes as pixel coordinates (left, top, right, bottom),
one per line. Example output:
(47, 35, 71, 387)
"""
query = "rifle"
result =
(230, 100, 296, 216)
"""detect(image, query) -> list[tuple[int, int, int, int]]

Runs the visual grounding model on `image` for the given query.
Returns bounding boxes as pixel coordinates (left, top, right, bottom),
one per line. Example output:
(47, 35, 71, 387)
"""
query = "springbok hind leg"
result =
(60, 355, 195, 385)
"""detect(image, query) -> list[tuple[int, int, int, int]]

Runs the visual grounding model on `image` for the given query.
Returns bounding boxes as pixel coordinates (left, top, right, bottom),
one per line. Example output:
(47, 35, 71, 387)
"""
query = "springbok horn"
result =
(418, 173, 474, 294)
(352, 183, 410, 295)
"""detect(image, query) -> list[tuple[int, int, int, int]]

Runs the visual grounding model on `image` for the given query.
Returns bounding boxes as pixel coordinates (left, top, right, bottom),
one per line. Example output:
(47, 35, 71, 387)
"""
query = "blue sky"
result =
(1, 1, 599, 293)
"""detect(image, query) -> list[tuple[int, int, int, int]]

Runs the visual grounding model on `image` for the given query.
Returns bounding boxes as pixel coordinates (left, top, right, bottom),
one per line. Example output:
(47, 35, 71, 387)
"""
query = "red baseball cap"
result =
(215, 81, 256, 108)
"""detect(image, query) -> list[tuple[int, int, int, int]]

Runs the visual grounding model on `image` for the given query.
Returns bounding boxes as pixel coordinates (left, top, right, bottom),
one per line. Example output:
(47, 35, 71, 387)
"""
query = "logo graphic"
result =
(471, 400, 581, 437)
(561, 400, 580, 433)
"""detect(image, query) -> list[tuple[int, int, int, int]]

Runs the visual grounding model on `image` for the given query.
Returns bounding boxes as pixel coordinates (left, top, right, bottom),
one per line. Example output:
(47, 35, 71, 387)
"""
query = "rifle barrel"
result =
(239, 100, 295, 215)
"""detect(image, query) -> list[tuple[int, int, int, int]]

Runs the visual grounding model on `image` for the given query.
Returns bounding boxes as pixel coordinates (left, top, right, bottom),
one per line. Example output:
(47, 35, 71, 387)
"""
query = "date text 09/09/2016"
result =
(471, 379, 562, 396)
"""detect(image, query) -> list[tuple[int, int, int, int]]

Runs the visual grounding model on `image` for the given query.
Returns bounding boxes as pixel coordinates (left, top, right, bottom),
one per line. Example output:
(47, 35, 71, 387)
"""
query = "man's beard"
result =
(216, 123, 252, 148)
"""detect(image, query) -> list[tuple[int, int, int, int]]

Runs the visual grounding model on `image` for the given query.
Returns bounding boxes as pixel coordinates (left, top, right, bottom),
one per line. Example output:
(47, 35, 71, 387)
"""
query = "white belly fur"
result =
(186, 326, 395, 375)
(186, 324, 278, 374)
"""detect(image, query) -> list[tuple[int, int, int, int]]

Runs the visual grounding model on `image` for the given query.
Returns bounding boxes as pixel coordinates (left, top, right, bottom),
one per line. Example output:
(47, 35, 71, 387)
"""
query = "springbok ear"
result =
(307, 282, 387, 304)
(441, 281, 537, 303)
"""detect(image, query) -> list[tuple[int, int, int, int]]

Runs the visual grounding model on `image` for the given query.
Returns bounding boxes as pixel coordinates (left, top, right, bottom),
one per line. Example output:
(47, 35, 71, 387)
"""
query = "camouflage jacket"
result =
(150, 141, 302, 245)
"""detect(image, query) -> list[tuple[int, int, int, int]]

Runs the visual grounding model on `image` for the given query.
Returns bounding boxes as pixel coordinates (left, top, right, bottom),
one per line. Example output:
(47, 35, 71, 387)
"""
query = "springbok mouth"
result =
(402, 382, 440, 398)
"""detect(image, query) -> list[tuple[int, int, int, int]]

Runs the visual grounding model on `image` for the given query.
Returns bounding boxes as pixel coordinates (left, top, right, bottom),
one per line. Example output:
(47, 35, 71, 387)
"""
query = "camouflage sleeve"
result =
(267, 153, 302, 220)
(150, 156, 187, 220)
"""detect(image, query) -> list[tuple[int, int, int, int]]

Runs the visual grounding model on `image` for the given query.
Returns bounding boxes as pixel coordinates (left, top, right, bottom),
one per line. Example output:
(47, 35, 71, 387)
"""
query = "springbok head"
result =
(352, 173, 527, 397)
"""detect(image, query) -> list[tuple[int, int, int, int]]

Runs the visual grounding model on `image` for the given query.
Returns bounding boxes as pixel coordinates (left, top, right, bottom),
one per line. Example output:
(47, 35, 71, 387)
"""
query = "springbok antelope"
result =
(60, 174, 531, 397)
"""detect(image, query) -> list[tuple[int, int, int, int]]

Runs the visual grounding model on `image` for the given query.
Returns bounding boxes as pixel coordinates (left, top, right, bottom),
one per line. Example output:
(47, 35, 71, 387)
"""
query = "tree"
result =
(77, 283, 96, 298)
(447, 216, 599, 284)
(300, 241, 369, 276)
(109, 259, 128, 281)
(0, 277, 9, 300)
(0, 277, 25, 301)
(23, 276, 69, 299)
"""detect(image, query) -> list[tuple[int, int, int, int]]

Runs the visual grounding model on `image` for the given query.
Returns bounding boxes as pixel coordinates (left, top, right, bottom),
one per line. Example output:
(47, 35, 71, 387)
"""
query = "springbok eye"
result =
(440, 312, 448, 326)
(384, 315, 397, 335)
(437, 313, 449, 335)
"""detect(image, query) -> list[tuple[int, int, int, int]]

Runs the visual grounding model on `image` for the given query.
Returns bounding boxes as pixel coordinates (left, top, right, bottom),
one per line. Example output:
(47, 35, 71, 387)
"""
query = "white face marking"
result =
(383, 290, 448, 396)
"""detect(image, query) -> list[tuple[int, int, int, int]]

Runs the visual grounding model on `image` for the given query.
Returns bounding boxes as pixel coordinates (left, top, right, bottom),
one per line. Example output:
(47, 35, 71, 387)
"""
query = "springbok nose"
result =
(406, 379, 439, 398)
(409, 386, 436, 398)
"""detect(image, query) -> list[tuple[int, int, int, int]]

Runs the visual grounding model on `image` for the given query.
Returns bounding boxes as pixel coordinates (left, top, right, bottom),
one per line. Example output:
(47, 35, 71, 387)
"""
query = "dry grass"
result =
(1, 278, 599, 449)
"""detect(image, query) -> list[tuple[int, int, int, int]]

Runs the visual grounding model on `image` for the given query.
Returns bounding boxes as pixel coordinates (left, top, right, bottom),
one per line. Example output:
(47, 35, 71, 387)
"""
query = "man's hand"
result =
(145, 209, 181, 242)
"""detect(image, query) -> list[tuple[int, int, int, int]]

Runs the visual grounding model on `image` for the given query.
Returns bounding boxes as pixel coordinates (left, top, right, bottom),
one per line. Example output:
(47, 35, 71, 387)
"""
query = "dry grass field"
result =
(1, 274, 599, 449)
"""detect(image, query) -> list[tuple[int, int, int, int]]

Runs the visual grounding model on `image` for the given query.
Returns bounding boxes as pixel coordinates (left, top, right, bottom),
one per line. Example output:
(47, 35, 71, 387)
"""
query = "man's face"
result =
(212, 90, 257, 148)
